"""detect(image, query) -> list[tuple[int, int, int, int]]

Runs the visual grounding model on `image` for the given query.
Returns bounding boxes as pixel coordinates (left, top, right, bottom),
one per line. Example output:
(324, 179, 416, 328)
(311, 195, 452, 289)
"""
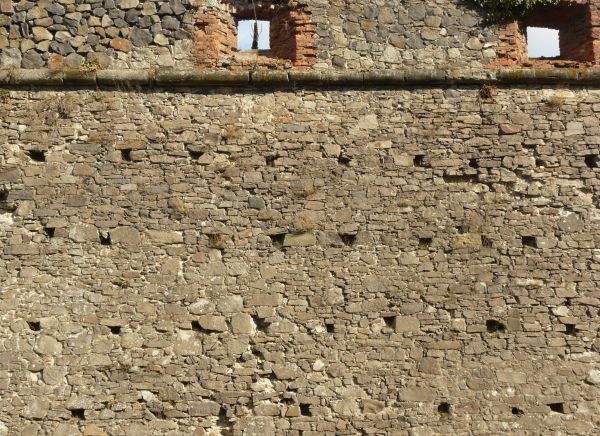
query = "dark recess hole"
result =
(338, 155, 352, 166)
(153, 410, 166, 419)
(281, 396, 295, 405)
(565, 324, 577, 335)
(512, 407, 524, 416)
(438, 402, 451, 414)
(340, 233, 356, 246)
(265, 155, 277, 166)
(188, 150, 203, 160)
(300, 404, 312, 416)
(535, 158, 544, 167)
(383, 316, 395, 328)
(217, 406, 231, 429)
(121, 149, 132, 162)
(456, 225, 468, 234)
(413, 154, 425, 167)
(269, 233, 286, 250)
(0, 189, 8, 202)
(584, 154, 598, 168)
(522, 236, 537, 248)
(469, 158, 479, 168)
(486, 319, 506, 333)
(109, 326, 121, 335)
(99, 232, 111, 246)
(27, 150, 46, 162)
(325, 323, 335, 333)
(191, 321, 202, 332)
(71, 408, 85, 419)
(44, 227, 55, 238)
(443, 174, 477, 183)
(548, 403, 565, 413)
(481, 235, 493, 248)
(252, 315, 270, 332)
(27, 321, 41, 331)
(418, 237, 432, 249)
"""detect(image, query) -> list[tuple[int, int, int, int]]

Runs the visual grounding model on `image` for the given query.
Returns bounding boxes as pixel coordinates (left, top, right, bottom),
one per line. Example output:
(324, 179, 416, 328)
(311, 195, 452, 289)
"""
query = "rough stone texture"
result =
(0, 0, 501, 70)
(0, 85, 599, 434)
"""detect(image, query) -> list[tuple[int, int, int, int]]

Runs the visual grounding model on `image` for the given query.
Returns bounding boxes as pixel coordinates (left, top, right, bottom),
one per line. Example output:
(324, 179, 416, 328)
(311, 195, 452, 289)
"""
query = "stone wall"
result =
(1, 84, 599, 435)
(0, 0, 497, 70)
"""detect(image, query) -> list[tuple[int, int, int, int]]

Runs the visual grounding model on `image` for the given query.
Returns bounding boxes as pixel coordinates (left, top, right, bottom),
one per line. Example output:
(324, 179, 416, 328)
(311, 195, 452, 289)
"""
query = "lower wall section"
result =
(0, 86, 599, 435)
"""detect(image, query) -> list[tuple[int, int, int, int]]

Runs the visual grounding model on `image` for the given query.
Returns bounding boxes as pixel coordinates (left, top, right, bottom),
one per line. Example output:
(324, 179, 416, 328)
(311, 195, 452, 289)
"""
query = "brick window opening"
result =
(194, 1, 315, 69)
(494, 1, 599, 67)
(237, 20, 270, 51)
(527, 27, 560, 58)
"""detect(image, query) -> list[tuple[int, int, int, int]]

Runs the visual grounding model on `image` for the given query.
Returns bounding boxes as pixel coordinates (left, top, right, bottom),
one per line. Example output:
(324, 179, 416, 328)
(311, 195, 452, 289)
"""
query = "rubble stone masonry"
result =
(0, 1, 600, 436)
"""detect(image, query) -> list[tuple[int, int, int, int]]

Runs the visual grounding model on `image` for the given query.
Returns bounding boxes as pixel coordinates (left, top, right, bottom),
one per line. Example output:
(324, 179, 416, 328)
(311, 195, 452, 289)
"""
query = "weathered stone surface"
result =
(231, 313, 256, 334)
(69, 224, 98, 243)
(1, 67, 599, 435)
(34, 335, 62, 356)
(394, 316, 419, 333)
(398, 387, 435, 402)
(110, 226, 140, 245)
(283, 233, 317, 247)
(197, 315, 227, 332)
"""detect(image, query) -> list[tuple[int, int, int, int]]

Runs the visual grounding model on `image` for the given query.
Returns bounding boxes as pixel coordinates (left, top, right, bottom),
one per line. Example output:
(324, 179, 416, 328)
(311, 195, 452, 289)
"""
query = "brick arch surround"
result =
(493, 0, 600, 67)
(193, 0, 316, 69)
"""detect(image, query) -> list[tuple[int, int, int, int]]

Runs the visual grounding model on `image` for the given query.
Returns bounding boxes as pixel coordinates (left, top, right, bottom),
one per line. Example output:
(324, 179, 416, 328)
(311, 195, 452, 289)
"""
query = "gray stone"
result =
(130, 28, 152, 47)
(0, 48, 22, 67)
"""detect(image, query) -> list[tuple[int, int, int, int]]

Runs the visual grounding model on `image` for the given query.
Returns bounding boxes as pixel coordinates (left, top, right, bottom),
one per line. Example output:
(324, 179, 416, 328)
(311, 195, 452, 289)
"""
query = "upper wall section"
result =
(0, 0, 497, 70)
(1, 0, 599, 71)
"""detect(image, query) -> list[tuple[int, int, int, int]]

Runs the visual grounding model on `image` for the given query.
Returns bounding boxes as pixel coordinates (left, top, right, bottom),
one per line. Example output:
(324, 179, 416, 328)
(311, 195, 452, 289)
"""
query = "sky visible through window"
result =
(237, 20, 270, 50)
(527, 27, 560, 58)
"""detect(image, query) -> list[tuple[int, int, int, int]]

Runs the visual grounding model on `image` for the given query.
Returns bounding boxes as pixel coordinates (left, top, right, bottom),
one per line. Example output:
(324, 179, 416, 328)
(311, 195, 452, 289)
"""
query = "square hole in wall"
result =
(527, 27, 560, 59)
(194, 0, 315, 68)
(237, 20, 270, 51)
(495, 2, 596, 66)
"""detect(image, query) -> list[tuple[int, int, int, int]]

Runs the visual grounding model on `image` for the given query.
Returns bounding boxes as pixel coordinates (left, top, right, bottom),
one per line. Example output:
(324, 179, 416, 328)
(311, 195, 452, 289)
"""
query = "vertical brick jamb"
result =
(194, 7, 236, 68)
(494, 21, 527, 66)
(270, 6, 316, 68)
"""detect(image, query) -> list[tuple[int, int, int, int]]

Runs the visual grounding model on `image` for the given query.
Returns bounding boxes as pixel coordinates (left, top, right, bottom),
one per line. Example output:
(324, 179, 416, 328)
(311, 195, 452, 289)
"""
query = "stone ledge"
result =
(1, 68, 600, 88)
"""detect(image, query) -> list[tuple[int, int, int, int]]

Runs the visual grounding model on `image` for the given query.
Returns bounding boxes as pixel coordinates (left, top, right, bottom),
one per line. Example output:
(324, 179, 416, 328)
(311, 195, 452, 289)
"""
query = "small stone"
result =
(585, 369, 600, 385)
(110, 227, 141, 245)
(283, 233, 316, 247)
(83, 425, 107, 436)
(231, 313, 256, 334)
(146, 230, 183, 244)
(110, 37, 132, 53)
(452, 233, 482, 251)
(21, 50, 45, 68)
(0, 48, 22, 67)
(173, 330, 202, 356)
(25, 398, 49, 419)
(69, 224, 98, 243)
(189, 401, 220, 417)
(394, 316, 420, 333)
(362, 398, 385, 414)
(154, 34, 169, 46)
(130, 28, 152, 47)
(32, 27, 53, 42)
(197, 315, 228, 332)
(398, 387, 435, 402)
(118, 0, 139, 8)
(34, 335, 62, 356)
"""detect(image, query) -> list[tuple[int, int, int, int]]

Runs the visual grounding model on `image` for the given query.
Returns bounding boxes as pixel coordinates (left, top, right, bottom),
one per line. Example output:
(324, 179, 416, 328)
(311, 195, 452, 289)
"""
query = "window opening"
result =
(237, 20, 270, 51)
(527, 27, 560, 59)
